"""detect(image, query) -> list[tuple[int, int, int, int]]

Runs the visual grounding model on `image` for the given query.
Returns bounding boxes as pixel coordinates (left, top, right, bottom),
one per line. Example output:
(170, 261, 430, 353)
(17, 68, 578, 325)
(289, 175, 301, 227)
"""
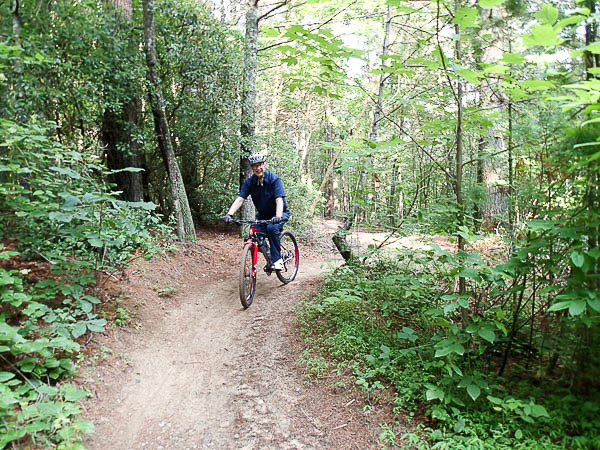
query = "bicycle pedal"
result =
(263, 265, 273, 275)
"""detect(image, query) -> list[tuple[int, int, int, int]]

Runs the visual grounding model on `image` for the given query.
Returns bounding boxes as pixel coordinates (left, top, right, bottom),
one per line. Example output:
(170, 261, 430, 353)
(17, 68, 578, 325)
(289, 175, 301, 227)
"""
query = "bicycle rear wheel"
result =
(239, 244, 257, 308)
(276, 231, 299, 284)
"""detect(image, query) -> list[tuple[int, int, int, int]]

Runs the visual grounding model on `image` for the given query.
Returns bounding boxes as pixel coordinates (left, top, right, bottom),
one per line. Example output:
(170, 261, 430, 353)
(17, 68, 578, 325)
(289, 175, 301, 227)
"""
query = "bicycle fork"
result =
(244, 242, 259, 278)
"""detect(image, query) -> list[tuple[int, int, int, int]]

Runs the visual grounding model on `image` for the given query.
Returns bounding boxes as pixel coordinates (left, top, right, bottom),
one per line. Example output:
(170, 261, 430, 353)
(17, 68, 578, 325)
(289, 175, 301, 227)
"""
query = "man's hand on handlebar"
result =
(223, 214, 233, 224)
(271, 216, 282, 224)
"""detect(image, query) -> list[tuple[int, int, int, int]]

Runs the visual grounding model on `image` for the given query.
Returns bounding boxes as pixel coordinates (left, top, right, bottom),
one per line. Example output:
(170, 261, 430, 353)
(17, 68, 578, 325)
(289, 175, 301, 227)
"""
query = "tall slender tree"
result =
(356, 4, 393, 222)
(453, 0, 467, 322)
(10, 0, 24, 120)
(142, 0, 195, 240)
(240, 0, 259, 221)
(102, 0, 144, 202)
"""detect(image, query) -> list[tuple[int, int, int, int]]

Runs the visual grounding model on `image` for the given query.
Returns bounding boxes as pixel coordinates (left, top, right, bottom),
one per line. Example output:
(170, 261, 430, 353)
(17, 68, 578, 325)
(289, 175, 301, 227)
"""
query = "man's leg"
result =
(265, 222, 284, 263)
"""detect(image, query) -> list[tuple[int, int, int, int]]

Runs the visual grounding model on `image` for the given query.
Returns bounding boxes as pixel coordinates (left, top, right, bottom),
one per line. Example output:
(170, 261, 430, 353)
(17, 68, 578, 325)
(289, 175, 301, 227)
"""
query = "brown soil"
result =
(80, 225, 394, 449)
(79, 223, 507, 448)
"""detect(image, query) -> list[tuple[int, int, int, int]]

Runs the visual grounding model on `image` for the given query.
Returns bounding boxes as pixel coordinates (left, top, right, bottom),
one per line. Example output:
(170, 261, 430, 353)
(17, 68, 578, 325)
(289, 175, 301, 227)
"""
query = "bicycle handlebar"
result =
(232, 219, 276, 225)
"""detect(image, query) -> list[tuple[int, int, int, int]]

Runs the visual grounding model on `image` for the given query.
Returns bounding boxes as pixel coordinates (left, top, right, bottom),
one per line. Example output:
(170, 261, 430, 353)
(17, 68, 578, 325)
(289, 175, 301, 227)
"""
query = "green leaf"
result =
(82, 192, 103, 203)
(523, 24, 563, 47)
(479, 0, 505, 8)
(582, 42, 600, 54)
(530, 404, 549, 417)
(500, 53, 526, 64)
(467, 384, 481, 400)
(435, 346, 451, 357)
(515, 429, 523, 439)
(456, 69, 482, 84)
(37, 384, 59, 395)
(569, 300, 586, 316)
(61, 194, 80, 209)
(106, 167, 145, 175)
(444, 303, 459, 314)
(449, 343, 466, 355)
(79, 300, 93, 314)
(519, 80, 555, 91)
(487, 395, 503, 405)
(557, 15, 586, 28)
(87, 318, 107, 332)
(478, 327, 496, 343)
(71, 322, 87, 338)
(0, 371, 15, 382)
(73, 420, 95, 434)
(454, 418, 465, 432)
(547, 300, 572, 312)
(534, 4, 559, 25)
(452, 7, 479, 28)
(581, 118, 600, 127)
(0, 250, 19, 259)
(63, 384, 88, 401)
(0, 271, 15, 286)
(458, 298, 470, 308)
(570, 251, 585, 267)
(457, 268, 480, 280)
(129, 201, 157, 211)
(49, 166, 81, 179)
(87, 237, 104, 248)
(82, 295, 101, 304)
(263, 27, 280, 38)
(587, 298, 600, 312)
(0, 429, 26, 448)
(570, 148, 600, 170)
(426, 386, 445, 401)
(49, 211, 74, 223)
(482, 64, 509, 74)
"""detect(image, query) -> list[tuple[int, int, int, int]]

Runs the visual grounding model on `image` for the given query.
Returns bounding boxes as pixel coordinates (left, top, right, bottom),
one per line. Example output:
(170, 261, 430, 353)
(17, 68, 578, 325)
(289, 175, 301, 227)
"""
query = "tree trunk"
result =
(142, 0, 195, 240)
(102, 105, 144, 202)
(11, 0, 21, 47)
(473, 134, 485, 229)
(584, 0, 599, 79)
(326, 173, 338, 216)
(453, 2, 468, 323)
(508, 99, 514, 228)
(356, 4, 393, 222)
(332, 213, 354, 262)
(10, 0, 24, 120)
(102, 0, 144, 202)
(240, 0, 259, 222)
(296, 94, 314, 185)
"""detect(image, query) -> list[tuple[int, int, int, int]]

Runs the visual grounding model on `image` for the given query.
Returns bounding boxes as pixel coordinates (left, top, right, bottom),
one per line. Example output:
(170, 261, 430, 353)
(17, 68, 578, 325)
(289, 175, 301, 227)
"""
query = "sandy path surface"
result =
(81, 246, 386, 449)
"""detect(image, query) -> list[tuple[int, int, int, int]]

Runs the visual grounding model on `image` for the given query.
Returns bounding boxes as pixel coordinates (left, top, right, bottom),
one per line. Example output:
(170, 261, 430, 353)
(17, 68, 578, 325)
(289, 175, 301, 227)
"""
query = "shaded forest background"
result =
(0, 0, 599, 447)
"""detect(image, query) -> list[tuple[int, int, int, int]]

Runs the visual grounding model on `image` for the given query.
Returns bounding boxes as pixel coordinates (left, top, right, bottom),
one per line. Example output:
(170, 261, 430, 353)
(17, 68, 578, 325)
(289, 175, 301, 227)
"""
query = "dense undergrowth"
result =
(0, 120, 173, 448)
(297, 241, 600, 449)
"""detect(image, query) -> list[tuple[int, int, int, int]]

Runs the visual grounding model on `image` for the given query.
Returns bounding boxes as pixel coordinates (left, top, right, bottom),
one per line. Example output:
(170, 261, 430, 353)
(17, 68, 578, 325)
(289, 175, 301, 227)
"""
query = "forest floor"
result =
(79, 220, 479, 449)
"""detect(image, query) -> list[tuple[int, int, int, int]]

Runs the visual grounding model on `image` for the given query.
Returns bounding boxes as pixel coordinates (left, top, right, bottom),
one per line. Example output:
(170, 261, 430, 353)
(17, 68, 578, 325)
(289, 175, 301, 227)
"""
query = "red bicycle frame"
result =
(242, 226, 261, 277)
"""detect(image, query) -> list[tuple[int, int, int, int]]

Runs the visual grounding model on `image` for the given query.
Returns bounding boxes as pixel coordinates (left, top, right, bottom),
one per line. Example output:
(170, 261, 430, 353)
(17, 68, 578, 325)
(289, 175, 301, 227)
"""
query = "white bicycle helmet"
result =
(247, 151, 266, 165)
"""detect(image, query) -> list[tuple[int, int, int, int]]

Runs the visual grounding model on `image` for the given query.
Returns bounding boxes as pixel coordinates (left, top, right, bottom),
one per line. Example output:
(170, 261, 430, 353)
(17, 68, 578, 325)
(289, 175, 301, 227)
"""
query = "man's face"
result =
(251, 162, 266, 178)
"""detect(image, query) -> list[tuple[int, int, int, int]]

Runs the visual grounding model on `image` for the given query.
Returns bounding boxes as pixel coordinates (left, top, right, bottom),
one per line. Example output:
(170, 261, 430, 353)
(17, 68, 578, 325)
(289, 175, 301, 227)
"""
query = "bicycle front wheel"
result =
(239, 244, 257, 308)
(276, 231, 299, 284)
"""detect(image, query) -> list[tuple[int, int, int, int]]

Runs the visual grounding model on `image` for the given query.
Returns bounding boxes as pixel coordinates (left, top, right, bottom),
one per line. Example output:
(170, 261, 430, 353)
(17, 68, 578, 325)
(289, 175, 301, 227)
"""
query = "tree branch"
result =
(258, 0, 289, 23)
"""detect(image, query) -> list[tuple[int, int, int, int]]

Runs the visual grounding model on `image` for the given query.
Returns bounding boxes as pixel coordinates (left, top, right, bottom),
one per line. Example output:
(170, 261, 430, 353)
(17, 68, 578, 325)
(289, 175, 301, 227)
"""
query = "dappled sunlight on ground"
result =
(315, 218, 507, 260)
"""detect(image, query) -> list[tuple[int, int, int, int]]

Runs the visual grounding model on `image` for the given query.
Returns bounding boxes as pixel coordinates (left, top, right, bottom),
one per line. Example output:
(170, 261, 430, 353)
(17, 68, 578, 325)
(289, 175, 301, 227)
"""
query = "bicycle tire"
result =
(239, 244, 257, 308)
(276, 231, 299, 284)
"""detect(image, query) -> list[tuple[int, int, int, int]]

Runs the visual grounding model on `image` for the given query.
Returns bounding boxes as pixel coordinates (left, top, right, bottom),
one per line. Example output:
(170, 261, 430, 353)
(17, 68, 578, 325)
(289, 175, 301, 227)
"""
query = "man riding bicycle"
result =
(223, 151, 291, 271)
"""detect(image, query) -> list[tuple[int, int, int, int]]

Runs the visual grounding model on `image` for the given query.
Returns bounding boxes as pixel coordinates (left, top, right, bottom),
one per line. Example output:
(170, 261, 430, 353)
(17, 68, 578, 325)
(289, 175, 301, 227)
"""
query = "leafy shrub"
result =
(297, 246, 600, 448)
(0, 119, 172, 447)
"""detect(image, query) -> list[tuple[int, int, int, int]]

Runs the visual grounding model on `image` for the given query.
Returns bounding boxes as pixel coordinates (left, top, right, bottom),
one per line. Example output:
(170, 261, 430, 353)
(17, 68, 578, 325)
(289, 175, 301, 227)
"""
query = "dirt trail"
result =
(82, 238, 388, 449)
(81, 223, 457, 449)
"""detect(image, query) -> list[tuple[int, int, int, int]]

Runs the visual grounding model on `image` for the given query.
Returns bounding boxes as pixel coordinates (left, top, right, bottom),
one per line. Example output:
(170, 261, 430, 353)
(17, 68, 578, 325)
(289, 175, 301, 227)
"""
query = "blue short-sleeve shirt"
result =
(239, 170, 291, 220)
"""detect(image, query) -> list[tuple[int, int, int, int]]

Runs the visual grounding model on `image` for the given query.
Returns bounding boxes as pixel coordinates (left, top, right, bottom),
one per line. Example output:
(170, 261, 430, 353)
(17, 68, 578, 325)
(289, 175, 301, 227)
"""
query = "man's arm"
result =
(275, 197, 283, 218)
(227, 196, 245, 216)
